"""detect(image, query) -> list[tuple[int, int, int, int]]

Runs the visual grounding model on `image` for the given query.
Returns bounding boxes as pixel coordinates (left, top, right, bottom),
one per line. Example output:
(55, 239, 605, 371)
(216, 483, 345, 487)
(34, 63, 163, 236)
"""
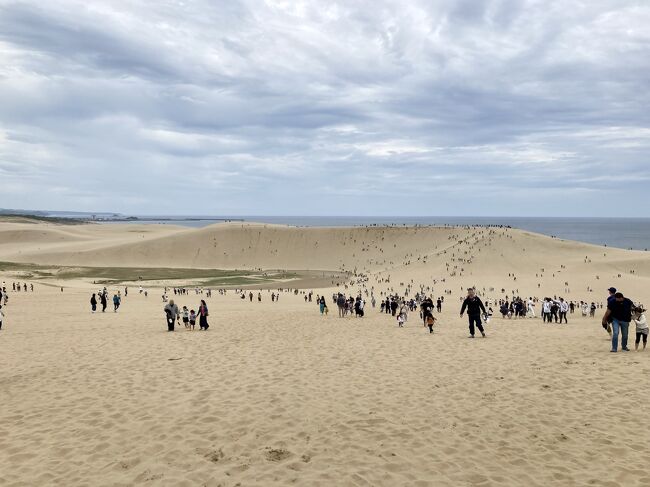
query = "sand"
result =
(1, 220, 650, 486)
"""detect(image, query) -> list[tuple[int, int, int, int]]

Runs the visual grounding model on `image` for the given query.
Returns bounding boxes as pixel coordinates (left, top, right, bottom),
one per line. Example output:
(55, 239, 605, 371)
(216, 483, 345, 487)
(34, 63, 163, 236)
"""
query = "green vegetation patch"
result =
(0, 214, 88, 225)
(0, 261, 300, 287)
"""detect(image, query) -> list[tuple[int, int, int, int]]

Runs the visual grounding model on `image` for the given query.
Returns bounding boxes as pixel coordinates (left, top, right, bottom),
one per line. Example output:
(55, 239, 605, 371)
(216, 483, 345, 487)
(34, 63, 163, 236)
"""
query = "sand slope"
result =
(2, 287, 650, 486)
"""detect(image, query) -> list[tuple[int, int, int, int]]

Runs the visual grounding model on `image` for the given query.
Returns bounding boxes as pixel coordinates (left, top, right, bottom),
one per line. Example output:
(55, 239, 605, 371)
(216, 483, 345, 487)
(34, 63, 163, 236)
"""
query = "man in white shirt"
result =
(527, 298, 536, 318)
(542, 299, 552, 323)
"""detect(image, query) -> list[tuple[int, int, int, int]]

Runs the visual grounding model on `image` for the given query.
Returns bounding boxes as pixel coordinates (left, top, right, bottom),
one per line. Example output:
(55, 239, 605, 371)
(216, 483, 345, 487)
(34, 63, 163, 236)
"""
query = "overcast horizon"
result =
(1, 1, 649, 217)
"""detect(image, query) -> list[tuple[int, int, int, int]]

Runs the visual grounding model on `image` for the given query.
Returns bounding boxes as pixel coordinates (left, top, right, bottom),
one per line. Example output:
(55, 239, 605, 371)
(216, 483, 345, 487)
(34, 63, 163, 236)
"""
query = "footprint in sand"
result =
(264, 448, 292, 462)
(201, 448, 225, 463)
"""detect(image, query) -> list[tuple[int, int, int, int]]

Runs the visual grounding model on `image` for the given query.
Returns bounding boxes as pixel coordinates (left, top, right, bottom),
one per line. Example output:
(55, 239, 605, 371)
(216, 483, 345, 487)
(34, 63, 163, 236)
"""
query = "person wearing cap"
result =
(633, 307, 648, 351)
(602, 292, 634, 352)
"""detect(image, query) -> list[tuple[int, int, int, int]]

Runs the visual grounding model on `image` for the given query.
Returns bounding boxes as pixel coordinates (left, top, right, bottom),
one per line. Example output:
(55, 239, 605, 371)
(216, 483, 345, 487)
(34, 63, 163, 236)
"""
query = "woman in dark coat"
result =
(198, 299, 209, 330)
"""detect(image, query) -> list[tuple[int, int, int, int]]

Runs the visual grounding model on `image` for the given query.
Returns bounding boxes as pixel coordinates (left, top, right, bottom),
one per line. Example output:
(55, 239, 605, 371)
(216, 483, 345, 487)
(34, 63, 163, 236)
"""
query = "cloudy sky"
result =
(0, 0, 648, 216)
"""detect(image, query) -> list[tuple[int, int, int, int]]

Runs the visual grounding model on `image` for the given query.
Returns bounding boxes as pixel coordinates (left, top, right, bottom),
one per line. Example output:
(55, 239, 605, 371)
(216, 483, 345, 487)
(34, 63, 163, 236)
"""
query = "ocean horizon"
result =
(93, 215, 650, 251)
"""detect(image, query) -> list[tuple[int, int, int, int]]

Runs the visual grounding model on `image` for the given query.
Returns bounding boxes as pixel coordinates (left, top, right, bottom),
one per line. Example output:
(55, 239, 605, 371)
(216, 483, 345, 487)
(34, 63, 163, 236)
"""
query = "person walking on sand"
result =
(558, 298, 569, 324)
(198, 299, 209, 330)
(181, 306, 190, 329)
(602, 292, 634, 352)
(527, 298, 536, 318)
(90, 293, 97, 313)
(164, 299, 179, 332)
(422, 300, 434, 327)
(0, 305, 4, 330)
(420, 297, 433, 324)
(390, 298, 398, 317)
(550, 299, 560, 323)
(604, 287, 616, 336)
(336, 293, 346, 318)
(397, 312, 405, 328)
(425, 314, 436, 334)
(542, 298, 552, 323)
(633, 307, 648, 351)
(100, 291, 107, 312)
(189, 309, 197, 330)
(460, 288, 487, 338)
(113, 293, 121, 312)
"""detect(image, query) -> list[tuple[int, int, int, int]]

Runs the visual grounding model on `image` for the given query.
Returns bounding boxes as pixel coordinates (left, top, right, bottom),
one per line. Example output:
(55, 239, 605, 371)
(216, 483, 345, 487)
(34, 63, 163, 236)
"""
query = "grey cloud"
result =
(0, 3, 180, 80)
(0, 0, 648, 216)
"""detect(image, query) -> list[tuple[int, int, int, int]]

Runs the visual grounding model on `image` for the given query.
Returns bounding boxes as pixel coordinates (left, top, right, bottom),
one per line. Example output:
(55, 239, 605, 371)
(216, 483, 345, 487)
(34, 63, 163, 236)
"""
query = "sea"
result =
(96, 216, 650, 251)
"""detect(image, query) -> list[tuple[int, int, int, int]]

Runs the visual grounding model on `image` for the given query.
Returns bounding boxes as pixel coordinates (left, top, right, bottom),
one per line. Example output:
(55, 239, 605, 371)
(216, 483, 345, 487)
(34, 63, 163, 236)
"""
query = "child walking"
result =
(397, 313, 405, 328)
(634, 307, 648, 351)
(181, 306, 190, 329)
(189, 309, 196, 330)
(425, 314, 436, 334)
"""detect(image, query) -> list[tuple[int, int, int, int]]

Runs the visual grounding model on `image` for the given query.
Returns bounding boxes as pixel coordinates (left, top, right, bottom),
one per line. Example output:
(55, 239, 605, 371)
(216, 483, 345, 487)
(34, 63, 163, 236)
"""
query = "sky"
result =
(0, 0, 649, 217)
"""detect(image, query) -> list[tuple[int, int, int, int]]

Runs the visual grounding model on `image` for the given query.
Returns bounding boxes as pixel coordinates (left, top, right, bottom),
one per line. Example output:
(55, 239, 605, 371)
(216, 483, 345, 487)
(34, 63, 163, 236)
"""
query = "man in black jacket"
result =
(421, 297, 434, 325)
(390, 298, 399, 316)
(602, 291, 634, 352)
(336, 293, 346, 318)
(460, 288, 487, 338)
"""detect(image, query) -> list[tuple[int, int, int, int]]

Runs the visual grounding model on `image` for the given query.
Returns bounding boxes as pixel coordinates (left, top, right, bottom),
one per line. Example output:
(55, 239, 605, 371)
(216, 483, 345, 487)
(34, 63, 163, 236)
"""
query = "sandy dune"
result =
(1, 221, 650, 486)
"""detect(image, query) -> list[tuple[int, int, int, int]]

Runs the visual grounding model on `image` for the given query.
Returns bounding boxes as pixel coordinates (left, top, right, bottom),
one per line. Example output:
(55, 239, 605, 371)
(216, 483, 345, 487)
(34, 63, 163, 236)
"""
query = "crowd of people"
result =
(164, 299, 209, 332)
(79, 279, 649, 350)
(8, 282, 34, 292)
(90, 287, 122, 313)
(0, 281, 30, 330)
(1, 273, 647, 354)
(316, 282, 647, 351)
(79, 278, 646, 350)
